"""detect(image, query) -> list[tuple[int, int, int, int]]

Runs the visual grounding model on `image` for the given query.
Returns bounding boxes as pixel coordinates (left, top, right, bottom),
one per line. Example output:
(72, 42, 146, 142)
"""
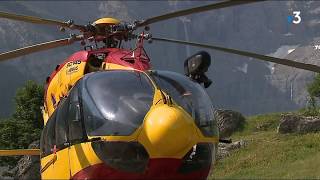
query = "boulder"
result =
(278, 114, 320, 134)
(15, 140, 40, 180)
(214, 109, 246, 138)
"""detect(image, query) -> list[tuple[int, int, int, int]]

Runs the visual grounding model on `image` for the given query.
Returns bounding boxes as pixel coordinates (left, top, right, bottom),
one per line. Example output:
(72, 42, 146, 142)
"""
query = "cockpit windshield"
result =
(149, 71, 218, 137)
(80, 71, 154, 136)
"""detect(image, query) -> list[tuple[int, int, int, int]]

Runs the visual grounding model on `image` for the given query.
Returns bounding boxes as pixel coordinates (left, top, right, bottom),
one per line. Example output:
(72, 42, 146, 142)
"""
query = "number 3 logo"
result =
(292, 11, 301, 24)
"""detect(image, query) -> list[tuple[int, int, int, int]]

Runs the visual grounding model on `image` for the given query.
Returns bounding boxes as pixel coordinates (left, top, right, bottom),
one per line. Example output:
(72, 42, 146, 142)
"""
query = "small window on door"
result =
(67, 85, 86, 143)
(40, 125, 47, 157)
(55, 98, 69, 149)
(41, 112, 57, 157)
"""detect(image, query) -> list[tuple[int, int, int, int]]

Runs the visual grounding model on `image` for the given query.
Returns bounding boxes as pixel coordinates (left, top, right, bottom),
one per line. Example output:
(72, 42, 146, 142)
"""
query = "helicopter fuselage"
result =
(40, 46, 218, 180)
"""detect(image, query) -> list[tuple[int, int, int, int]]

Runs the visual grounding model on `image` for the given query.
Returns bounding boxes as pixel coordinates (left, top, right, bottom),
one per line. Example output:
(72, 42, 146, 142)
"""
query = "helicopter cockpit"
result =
(42, 69, 218, 144)
(76, 70, 218, 138)
(41, 69, 218, 175)
(42, 69, 218, 147)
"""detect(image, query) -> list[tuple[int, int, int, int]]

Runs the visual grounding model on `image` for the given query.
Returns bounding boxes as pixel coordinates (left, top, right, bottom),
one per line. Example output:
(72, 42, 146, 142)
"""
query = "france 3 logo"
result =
(287, 11, 301, 24)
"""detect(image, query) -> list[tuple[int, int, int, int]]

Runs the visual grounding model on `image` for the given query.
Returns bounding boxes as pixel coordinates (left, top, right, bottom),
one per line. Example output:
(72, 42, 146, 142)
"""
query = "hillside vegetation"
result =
(210, 113, 320, 179)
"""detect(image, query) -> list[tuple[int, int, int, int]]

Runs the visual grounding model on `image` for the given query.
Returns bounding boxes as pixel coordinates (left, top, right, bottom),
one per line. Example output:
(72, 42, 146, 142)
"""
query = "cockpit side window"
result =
(55, 98, 69, 149)
(41, 111, 56, 157)
(67, 84, 86, 143)
(151, 73, 194, 114)
(150, 71, 218, 137)
(41, 83, 88, 157)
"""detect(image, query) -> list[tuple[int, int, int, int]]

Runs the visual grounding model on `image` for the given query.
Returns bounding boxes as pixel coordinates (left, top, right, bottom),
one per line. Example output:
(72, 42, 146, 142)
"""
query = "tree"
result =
(0, 118, 23, 166)
(14, 80, 44, 129)
(307, 73, 320, 108)
(0, 80, 44, 166)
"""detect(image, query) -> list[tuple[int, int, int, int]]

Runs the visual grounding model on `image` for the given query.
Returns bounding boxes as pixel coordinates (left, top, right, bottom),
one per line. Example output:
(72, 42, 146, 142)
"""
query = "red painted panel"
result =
(45, 47, 152, 94)
(106, 48, 151, 71)
(72, 158, 210, 180)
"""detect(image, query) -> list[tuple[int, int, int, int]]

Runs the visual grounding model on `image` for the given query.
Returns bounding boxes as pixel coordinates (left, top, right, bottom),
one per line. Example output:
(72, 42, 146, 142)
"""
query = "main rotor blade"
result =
(152, 37, 320, 73)
(0, 35, 83, 62)
(0, 11, 85, 31)
(0, 149, 40, 156)
(137, 0, 264, 27)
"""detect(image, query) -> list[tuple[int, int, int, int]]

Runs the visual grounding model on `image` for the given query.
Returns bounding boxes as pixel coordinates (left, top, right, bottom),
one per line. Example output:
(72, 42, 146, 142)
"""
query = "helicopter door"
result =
(40, 111, 56, 179)
(40, 98, 72, 179)
(53, 98, 72, 179)
(66, 84, 91, 177)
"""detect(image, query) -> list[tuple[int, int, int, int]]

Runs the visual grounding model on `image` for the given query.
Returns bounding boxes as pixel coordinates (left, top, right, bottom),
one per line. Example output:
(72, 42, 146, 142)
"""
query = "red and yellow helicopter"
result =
(1, 0, 320, 179)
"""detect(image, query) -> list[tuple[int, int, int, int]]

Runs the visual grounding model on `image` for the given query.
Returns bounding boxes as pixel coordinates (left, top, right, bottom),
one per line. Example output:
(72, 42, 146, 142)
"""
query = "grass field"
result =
(210, 113, 320, 179)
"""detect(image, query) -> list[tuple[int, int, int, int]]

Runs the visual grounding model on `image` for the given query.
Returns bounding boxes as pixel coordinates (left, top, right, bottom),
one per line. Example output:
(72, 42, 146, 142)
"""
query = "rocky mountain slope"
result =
(1, 1, 320, 117)
(270, 37, 320, 108)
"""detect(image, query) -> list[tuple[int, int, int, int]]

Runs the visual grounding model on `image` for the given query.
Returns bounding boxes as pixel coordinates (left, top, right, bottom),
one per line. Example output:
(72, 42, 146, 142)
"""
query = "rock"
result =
(214, 109, 246, 138)
(217, 140, 247, 160)
(278, 114, 320, 134)
(1, 140, 41, 180)
(15, 140, 40, 180)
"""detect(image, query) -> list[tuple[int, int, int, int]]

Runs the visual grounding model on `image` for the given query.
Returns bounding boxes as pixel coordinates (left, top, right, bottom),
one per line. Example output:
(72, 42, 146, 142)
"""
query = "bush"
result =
(299, 107, 320, 116)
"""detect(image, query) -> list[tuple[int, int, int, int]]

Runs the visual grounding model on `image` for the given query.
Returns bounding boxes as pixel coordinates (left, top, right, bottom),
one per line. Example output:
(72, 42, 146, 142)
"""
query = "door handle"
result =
(40, 154, 57, 173)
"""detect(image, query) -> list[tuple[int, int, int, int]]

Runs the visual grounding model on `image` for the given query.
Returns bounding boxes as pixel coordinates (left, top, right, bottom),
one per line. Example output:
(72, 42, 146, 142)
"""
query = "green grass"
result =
(210, 113, 320, 179)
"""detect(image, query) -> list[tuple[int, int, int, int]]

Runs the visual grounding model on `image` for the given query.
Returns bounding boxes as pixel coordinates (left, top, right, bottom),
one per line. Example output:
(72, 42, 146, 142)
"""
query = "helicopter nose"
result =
(138, 104, 197, 158)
